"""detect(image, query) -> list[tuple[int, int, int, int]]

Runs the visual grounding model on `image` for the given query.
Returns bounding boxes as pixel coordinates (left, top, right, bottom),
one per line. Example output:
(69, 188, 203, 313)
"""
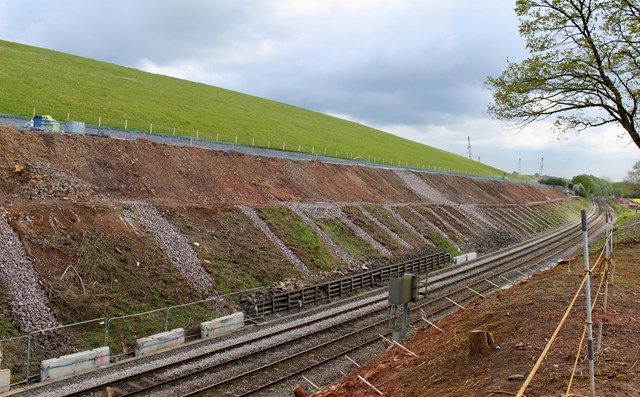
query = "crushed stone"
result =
(0, 210, 59, 332)
(121, 201, 215, 294)
(394, 170, 452, 204)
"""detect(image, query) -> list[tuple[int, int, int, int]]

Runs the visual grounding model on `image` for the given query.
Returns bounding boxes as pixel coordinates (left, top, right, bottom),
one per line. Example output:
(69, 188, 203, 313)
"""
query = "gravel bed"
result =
(383, 205, 432, 246)
(236, 205, 311, 277)
(286, 203, 355, 265)
(14, 291, 386, 397)
(394, 170, 452, 204)
(153, 298, 389, 396)
(121, 201, 214, 294)
(357, 204, 412, 249)
(0, 210, 58, 332)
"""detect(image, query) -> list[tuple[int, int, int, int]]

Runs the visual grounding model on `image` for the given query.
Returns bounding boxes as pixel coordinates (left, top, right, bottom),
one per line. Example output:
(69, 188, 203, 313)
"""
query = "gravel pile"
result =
(356, 204, 412, 249)
(384, 205, 432, 246)
(236, 205, 311, 277)
(12, 162, 94, 199)
(290, 203, 343, 220)
(286, 203, 355, 265)
(121, 201, 214, 294)
(394, 170, 452, 204)
(0, 210, 58, 332)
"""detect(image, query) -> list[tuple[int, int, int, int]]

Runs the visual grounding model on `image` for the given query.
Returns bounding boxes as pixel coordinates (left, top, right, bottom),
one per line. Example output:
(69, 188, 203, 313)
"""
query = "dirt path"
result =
(314, 239, 640, 397)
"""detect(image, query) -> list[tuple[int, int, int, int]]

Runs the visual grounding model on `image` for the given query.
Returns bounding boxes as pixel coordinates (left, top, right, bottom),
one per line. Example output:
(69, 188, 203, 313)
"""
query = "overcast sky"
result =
(0, 0, 637, 180)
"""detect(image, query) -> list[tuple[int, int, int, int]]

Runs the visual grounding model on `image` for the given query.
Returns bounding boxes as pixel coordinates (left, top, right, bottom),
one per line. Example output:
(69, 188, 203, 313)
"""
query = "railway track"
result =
(21, 200, 610, 397)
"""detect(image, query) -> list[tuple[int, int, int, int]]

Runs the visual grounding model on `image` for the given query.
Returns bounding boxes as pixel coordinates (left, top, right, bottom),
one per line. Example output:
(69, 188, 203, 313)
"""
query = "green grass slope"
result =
(0, 39, 505, 176)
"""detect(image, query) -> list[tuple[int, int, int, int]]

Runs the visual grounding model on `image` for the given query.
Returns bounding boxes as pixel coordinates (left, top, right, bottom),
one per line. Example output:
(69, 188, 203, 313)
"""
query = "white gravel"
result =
(236, 205, 312, 277)
(0, 210, 58, 332)
(394, 170, 452, 204)
(121, 201, 215, 294)
(356, 204, 412, 249)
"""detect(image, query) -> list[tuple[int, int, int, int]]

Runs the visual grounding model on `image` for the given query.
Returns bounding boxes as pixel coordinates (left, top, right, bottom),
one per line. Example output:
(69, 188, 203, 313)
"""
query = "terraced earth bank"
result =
(0, 126, 585, 379)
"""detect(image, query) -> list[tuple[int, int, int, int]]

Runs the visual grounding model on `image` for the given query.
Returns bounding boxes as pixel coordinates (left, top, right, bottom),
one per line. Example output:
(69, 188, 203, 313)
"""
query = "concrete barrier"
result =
(135, 328, 185, 357)
(452, 251, 477, 265)
(0, 369, 10, 392)
(40, 347, 109, 382)
(201, 312, 244, 339)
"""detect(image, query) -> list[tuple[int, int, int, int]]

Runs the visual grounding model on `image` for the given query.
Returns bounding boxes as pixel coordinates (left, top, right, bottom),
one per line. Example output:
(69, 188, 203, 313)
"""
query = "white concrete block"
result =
(40, 346, 110, 382)
(135, 328, 185, 357)
(201, 312, 244, 339)
(0, 369, 10, 391)
(452, 252, 477, 265)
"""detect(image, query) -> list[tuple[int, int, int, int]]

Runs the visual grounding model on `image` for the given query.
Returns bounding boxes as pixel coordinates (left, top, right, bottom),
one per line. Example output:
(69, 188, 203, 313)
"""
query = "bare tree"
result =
(487, 0, 640, 149)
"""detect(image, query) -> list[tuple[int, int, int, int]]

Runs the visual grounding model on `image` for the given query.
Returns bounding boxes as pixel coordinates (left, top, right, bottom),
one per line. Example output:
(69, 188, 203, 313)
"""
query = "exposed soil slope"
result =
(315, 238, 640, 397)
(0, 127, 565, 205)
(0, 126, 586, 383)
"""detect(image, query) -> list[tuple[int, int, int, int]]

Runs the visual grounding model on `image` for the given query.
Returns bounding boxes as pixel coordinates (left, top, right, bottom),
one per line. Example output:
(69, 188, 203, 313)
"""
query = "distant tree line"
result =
(539, 175, 614, 198)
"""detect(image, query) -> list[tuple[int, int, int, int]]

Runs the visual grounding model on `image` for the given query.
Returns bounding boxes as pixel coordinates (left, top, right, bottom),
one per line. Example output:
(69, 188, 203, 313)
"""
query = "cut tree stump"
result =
(293, 385, 309, 397)
(468, 330, 494, 357)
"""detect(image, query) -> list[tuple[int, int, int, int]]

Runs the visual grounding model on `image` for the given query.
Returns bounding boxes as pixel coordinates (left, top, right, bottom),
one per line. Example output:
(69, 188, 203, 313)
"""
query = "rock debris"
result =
(394, 170, 452, 204)
(121, 201, 215, 294)
(0, 210, 58, 332)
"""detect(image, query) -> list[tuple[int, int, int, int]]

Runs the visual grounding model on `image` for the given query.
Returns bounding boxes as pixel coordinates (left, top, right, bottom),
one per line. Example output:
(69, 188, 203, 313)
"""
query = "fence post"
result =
(196, 130, 199, 140)
(173, 127, 176, 135)
(98, 116, 101, 127)
(125, 119, 128, 130)
(150, 123, 153, 133)
(581, 210, 596, 397)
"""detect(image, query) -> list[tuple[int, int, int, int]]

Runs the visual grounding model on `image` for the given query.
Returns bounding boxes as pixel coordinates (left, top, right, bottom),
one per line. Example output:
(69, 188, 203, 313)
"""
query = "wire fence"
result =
(0, 110, 525, 182)
(0, 286, 265, 388)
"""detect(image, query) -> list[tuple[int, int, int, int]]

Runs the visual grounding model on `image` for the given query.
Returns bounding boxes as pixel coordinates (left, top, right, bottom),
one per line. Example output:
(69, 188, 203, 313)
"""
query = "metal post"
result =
(581, 209, 596, 397)
(597, 322, 602, 351)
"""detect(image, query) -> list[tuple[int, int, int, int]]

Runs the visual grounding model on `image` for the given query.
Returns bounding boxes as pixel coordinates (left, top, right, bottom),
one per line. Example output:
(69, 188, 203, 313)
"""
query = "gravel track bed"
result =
(356, 204, 412, 249)
(151, 303, 390, 396)
(0, 210, 58, 332)
(237, 205, 311, 277)
(15, 292, 386, 397)
(286, 203, 355, 265)
(121, 201, 214, 294)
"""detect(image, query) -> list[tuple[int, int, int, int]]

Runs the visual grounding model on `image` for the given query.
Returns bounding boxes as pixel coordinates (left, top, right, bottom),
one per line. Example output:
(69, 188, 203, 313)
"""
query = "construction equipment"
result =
(24, 115, 61, 132)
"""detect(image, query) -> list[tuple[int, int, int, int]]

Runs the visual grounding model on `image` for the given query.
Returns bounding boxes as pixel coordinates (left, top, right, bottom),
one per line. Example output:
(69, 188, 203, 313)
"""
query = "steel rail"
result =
(43, 201, 607, 397)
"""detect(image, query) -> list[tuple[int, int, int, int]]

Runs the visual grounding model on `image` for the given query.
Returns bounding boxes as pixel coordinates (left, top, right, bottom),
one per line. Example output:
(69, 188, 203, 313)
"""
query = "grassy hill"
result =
(0, 39, 505, 176)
